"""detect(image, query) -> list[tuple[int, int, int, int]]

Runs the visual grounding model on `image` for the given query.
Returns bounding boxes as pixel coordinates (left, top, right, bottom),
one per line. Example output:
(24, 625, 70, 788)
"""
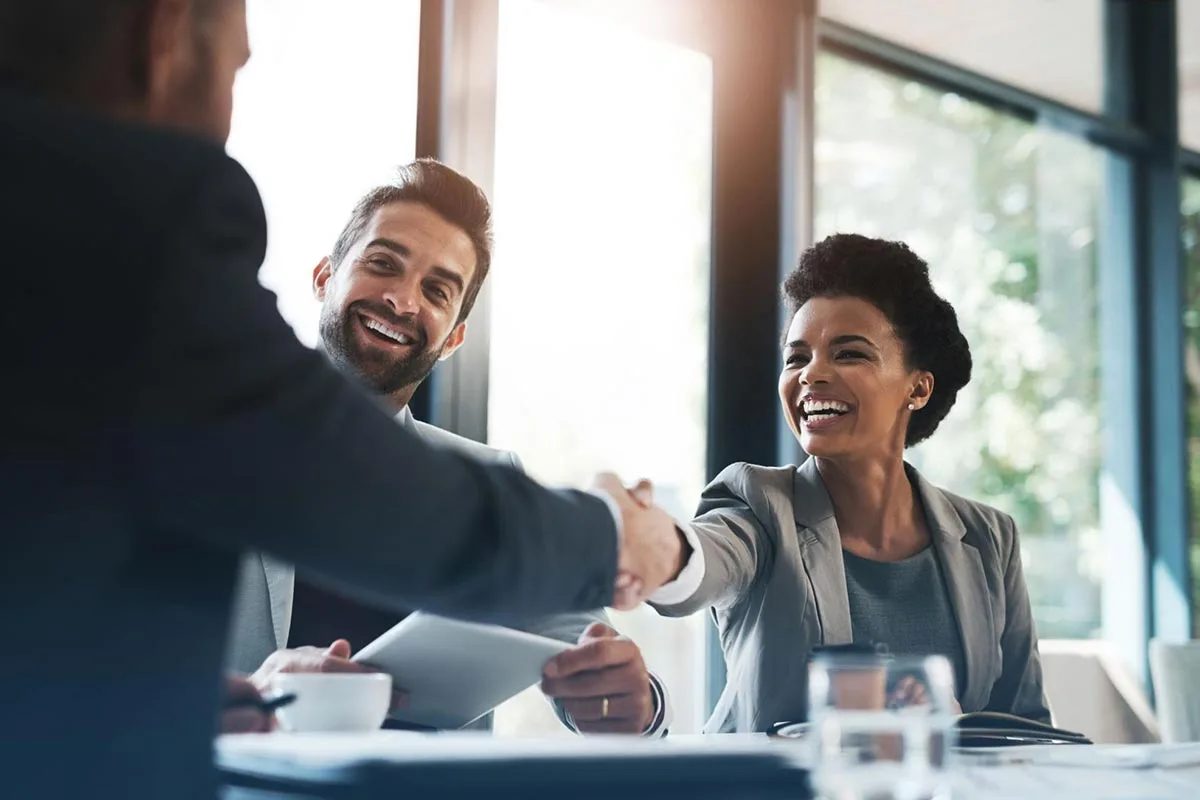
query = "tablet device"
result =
(352, 613, 572, 730)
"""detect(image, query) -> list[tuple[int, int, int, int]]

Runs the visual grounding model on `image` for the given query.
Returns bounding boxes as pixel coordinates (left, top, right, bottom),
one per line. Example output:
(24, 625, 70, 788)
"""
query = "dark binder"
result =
(954, 711, 1092, 747)
(768, 711, 1092, 748)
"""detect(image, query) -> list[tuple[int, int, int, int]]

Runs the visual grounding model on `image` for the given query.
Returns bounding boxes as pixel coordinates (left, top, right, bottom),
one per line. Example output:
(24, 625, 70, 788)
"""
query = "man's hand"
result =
(220, 675, 273, 734)
(541, 622, 655, 734)
(594, 473, 689, 609)
(250, 639, 407, 711)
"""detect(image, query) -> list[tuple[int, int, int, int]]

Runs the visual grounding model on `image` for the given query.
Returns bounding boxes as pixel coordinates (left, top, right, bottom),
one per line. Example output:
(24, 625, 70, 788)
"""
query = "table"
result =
(218, 732, 808, 799)
(217, 732, 1200, 799)
(955, 744, 1200, 799)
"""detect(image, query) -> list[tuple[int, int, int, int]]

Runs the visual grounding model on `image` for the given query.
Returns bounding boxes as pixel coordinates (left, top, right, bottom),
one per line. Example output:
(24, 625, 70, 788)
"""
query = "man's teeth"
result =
(803, 399, 851, 417)
(364, 318, 413, 345)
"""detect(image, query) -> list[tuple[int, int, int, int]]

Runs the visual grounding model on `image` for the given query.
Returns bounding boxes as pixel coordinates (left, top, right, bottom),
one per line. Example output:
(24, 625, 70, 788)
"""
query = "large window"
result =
(815, 54, 1105, 639)
(486, 0, 713, 735)
(1183, 176, 1200, 637)
(227, 0, 421, 343)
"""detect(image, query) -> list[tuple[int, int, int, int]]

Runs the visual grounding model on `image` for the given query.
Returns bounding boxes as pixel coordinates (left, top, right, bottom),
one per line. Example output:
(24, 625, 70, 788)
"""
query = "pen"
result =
(224, 691, 297, 714)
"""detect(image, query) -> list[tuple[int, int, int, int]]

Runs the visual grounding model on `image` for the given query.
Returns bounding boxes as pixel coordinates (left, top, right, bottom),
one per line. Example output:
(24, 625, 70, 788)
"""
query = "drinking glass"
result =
(808, 652, 957, 800)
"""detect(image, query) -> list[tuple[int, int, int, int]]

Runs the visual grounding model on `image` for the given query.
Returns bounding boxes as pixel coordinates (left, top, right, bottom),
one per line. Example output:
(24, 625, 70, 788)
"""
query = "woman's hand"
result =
(887, 676, 962, 714)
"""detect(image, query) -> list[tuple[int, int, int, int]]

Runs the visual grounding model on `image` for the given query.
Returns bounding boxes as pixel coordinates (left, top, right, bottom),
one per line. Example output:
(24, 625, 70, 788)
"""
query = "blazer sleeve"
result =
(986, 514, 1052, 724)
(651, 463, 774, 617)
(130, 162, 617, 619)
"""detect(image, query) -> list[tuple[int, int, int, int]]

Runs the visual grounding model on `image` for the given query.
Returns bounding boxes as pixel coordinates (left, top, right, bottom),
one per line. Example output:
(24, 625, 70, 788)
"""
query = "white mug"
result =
(269, 672, 393, 733)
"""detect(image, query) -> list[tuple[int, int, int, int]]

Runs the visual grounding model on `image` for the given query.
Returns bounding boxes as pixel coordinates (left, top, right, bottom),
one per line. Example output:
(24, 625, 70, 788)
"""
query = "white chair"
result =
(1039, 639, 1159, 744)
(1149, 639, 1200, 743)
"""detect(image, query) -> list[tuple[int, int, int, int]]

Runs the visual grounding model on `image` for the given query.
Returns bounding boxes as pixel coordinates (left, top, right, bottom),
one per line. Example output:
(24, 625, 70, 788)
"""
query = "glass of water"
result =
(808, 651, 957, 800)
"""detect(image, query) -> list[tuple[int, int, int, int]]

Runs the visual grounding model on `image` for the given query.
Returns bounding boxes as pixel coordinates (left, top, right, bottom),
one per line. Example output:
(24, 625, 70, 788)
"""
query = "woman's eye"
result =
(838, 350, 866, 360)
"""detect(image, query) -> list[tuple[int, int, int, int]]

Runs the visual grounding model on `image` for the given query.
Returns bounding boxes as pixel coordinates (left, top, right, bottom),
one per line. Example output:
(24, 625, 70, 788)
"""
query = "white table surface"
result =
(953, 744, 1200, 799)
(218, 732, 1200, 798)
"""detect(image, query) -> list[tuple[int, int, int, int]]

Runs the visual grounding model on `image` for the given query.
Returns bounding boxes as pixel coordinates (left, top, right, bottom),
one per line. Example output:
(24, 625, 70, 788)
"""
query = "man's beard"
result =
(319, 301, 444, 396)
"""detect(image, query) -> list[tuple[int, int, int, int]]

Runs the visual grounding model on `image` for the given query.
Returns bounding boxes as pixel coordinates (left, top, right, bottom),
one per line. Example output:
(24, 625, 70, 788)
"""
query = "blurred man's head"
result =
(315, 159, 494, 410)
(0, 0, 249, 142)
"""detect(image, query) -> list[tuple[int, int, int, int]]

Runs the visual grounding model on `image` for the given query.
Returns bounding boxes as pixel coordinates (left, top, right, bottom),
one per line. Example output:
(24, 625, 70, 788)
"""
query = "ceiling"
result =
(821, 0, 1200, 152)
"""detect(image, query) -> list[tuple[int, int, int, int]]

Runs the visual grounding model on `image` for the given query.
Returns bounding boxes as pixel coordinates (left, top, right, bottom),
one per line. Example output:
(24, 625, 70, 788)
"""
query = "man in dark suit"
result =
(0, 1, 688, 798)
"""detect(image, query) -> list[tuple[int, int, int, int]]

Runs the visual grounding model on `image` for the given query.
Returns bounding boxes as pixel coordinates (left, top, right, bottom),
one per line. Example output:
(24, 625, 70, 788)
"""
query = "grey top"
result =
(843, 547, 968, 698)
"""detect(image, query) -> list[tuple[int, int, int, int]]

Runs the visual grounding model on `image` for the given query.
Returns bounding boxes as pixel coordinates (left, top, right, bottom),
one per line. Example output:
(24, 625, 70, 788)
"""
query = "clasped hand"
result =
(593, 473, 690, 610)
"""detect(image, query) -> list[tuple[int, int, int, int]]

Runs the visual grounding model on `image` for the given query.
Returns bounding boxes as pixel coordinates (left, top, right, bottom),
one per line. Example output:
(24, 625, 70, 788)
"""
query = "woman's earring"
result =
(907, 403, 916, 411)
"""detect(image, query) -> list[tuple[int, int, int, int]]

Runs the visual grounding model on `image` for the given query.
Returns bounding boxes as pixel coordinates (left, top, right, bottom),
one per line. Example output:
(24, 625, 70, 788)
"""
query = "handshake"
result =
(592, 473, 692, 610)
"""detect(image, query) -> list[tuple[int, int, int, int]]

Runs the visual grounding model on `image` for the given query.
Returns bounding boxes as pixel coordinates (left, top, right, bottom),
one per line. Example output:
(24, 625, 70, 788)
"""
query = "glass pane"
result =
(822, 0, 1103, 113)
(487, 0, 713, 735)
(227, 0, 421, 343)
(1181, 0, 1200, 151)
(815, 54, 1105, 639)
(1183, 177, 1200, 637)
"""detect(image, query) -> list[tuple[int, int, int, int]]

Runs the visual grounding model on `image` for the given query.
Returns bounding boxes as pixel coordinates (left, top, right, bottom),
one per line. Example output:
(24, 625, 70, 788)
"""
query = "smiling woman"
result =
(779, 235, 972, 457)
(649, 233, 1051, 733)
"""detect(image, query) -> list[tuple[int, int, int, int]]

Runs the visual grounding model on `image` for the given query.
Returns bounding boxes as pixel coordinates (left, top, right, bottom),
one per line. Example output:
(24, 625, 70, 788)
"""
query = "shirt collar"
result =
(395, 405, 415, 428)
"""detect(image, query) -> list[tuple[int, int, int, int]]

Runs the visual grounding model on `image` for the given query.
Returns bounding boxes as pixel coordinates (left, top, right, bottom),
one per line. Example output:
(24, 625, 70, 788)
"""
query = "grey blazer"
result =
(225, 410, 609, 732)
(653, 458, 1050, 733)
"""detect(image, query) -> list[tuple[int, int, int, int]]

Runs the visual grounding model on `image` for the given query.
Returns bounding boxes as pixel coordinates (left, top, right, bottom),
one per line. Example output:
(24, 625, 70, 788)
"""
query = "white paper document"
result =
(351, 612, 572, 730)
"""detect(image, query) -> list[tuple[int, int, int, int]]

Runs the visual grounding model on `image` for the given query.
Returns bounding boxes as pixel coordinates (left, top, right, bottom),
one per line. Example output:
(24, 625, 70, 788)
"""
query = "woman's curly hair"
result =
(782, 234, 972, 447)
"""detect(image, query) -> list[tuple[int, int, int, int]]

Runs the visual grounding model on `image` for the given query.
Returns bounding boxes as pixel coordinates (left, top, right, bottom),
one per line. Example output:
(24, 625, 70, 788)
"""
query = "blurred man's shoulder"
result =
(412, 419, 518, 468)
(0, 86, 252, 220)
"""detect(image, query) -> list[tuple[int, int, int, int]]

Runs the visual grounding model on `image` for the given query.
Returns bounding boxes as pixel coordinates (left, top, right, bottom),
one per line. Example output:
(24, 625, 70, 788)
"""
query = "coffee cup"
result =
(269, 672, 393, 733)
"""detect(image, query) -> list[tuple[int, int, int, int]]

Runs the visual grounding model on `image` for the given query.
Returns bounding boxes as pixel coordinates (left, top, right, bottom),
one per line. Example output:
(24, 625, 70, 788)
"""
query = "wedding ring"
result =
(601, 696, 610, 719)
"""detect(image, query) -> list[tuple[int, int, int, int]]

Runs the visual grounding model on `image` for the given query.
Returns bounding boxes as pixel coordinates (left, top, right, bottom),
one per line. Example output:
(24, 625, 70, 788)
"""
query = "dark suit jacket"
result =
(653, 459, 1050, 733)
(0, 86, 618, 800)
(226, 411, 612, 733)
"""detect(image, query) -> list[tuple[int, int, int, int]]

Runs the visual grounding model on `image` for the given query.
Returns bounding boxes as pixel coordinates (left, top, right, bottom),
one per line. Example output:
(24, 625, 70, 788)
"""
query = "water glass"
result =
(808, 652, 957, 800)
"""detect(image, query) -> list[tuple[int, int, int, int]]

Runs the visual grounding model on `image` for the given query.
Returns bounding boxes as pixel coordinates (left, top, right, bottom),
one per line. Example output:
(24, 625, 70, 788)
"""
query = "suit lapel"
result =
(912, 468, 996, 711)
(792, 459, 853, 644)
(261, 554, 296, 650)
